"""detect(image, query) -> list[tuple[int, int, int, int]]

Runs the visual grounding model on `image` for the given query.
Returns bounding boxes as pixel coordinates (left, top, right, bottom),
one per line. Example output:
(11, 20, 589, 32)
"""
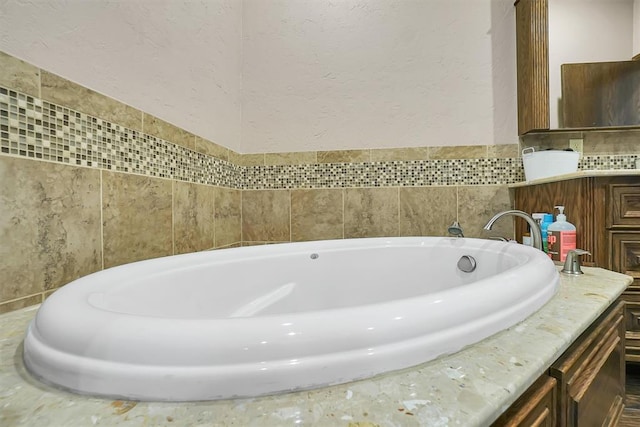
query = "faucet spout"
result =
(483, 209, 543, 251)
(447, 221, 464, 238)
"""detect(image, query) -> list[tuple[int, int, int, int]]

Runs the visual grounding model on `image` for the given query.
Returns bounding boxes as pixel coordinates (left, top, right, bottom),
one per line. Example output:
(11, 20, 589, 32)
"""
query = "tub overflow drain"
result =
(310, 253, 319, 260)
(457, 255, 476, 273)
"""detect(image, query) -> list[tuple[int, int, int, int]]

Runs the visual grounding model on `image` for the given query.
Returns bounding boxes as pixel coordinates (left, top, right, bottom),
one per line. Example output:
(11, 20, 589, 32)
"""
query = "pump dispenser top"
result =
(555, 206, 567, 222)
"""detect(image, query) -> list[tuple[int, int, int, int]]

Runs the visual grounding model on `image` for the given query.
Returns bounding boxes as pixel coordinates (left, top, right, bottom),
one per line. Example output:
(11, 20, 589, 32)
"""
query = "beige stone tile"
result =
(0, 156, 102, 303)
(429, 145, 487, 159)
(457, 185, 513, 239)
(143, 114, 195, 150)
(344, 188, 399, 238)
(0, 51, 40, 97)
(370, 147, 430, 162)
(41, 71, 143, 131)
(174, 182, 214, 254)
(229, 152, 265, 166)
(195, 137, 229, 161)
(0, 295, 41, 314)
(265, 152, 317, 165)
(291, 189, 343, 241)
(214, 187, 242, 248)
(317, 150, 371, 163)
(242, 190, 290, 242)
(487, 144, 520, 159)
(399, 187, 457, 237)
(583, 130, 640, 155)
(102, 171, 173, 268)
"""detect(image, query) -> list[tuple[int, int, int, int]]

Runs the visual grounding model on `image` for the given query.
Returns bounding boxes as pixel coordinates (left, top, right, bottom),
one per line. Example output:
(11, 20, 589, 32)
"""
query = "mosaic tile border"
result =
(579, 155, 639, 171)
(243, 158, 526, 189)
(0, 87, 242, 188)
(2, 85, 640, 190)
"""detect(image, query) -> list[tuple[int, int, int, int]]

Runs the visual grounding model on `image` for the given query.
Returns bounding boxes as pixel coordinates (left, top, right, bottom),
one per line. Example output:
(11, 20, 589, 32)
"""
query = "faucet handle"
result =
(561, 249, 591, 275)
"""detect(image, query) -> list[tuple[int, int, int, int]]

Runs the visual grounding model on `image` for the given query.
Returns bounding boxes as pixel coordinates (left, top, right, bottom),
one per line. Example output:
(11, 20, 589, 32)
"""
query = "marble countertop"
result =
(0, 267, 631, 427)
(510, 169, 640, 188)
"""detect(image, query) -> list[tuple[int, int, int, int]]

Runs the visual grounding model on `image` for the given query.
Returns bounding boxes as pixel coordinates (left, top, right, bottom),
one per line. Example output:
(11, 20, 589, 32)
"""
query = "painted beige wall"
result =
(0, 0, 243, 151)
(242, 0, 518, 152)
(0, 0, 518, 153)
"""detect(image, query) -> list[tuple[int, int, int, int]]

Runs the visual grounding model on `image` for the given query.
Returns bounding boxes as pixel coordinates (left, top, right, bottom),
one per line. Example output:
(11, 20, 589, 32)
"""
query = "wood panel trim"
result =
(515, 0, 550, 134)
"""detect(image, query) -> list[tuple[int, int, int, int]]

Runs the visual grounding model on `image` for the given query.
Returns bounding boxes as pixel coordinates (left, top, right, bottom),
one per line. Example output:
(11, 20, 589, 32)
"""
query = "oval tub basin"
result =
(23, 237, 559, 401)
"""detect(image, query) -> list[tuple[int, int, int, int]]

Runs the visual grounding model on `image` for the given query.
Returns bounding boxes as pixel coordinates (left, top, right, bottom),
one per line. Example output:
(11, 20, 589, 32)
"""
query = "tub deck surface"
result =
(0, 267, 630, 426)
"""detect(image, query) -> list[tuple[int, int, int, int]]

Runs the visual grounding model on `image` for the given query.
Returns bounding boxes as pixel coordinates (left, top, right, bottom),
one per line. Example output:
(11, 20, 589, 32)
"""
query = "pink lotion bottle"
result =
(547, 205, 576, 262)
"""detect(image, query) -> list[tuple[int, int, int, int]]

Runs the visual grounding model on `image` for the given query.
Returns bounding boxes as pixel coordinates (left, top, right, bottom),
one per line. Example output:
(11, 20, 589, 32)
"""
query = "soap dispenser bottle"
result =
(547, 206, 577, 262)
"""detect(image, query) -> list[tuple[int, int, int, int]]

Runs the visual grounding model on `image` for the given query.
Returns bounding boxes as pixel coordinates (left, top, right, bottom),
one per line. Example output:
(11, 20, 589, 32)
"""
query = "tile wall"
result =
(0, 51, 242, 313)
(3, 49, 640, 314)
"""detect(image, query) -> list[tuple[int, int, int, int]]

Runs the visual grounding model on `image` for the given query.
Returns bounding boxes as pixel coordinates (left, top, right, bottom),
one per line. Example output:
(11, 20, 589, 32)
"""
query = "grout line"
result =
(212, 187, 216, 249)
(342, 189, 345, 239)
(171, 180, 175, 255)
(397, 187, 401, 236)
(289, 189, 292, 243)
(99, 170, 105, 270)
(0, 292, 44, 306)
(455, 185, 459, 222)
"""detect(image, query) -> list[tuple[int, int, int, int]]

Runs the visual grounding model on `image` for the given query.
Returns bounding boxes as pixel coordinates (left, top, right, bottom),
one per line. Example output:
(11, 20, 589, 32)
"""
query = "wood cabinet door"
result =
(623, 292, 640, 363)
(609, 232, 640, 286)
(608, 185, 640, 228)
(551, 301, 625, 427)
(492, 375, 556, 427)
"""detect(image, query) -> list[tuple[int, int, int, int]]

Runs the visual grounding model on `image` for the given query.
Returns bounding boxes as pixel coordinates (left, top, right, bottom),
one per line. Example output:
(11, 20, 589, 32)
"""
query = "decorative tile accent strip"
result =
(580, 155, 639, 170)
(243, 158, 526, 189)
(3, 85, 640, 190)
(0, 86, 242, 188)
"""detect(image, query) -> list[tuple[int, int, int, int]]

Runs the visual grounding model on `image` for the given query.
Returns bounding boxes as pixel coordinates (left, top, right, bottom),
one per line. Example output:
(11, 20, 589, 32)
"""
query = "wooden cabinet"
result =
(494, 300, 625, 426)
(514, 0, 549, 135)
(493, 374, 557, 426)
(550, 300, 625, 426)
(513, 175, 638, 361)
(514, 0, 640, 133)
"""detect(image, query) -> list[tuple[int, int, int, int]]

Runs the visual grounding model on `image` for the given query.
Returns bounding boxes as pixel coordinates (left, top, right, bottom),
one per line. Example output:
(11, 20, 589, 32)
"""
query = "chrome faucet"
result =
(447, 221, 464, 238)
(561, 249, 591, 275)
(483, 210, 543, 251)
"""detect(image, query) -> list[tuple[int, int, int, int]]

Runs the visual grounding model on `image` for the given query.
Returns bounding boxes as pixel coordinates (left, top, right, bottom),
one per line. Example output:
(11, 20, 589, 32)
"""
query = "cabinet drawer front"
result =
(609, 184, 640, 227)
(625, 293, 640, 332)
(492, 375, 556, 427)
(625, 293, 640, 363)
(609, 232, 640, 282)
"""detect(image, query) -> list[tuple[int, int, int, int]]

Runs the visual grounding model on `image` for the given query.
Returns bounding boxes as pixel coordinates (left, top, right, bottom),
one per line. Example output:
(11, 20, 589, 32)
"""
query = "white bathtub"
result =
(23, 237, 559, 401)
